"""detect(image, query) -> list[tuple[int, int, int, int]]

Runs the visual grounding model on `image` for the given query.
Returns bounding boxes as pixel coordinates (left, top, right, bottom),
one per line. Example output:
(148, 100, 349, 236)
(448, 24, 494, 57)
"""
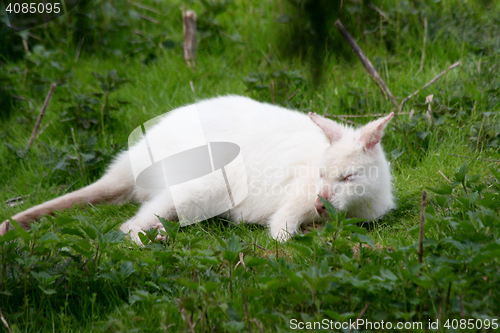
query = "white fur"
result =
(1, 96, 395, 243)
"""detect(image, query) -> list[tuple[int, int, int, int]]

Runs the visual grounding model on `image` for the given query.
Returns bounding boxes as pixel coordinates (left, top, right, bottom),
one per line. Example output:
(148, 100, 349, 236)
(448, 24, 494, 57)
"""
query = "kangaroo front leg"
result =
(268, 195, 315, 242)
(119, 190, 177, 244)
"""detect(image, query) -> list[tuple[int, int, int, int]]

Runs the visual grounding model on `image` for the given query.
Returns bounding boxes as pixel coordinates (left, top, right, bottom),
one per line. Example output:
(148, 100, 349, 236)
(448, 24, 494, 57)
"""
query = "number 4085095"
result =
(6, 2, 61, 14)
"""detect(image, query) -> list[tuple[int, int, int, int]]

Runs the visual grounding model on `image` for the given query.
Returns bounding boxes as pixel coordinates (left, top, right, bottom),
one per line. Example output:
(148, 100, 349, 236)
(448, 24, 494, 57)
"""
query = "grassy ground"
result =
(1, 0, 500, 332)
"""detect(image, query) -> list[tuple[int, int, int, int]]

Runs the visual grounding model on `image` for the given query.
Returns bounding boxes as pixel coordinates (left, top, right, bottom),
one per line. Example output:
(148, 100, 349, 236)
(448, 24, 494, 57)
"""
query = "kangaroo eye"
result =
(342, 174, 354, 182)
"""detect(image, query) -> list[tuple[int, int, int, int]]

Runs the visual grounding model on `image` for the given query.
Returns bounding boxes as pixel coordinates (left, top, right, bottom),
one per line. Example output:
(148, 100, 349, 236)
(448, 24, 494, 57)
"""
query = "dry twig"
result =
(399, 62, 460, 113)
(0, 308, 13, 333)
(334, 19, 398, 109)
(287, 89, 300, 101)
(138, 13, 159, 24)
(438, 170, 452, 185)
(419, 17, 427, 72)
(348, 302, 371, 333)
(418, 191, 427, 264)
(26, 83, 56, 150)
(270, 81, 275, 104)
(181, 308, 196, 333)
(243, 295, 253, 333)
(128, 1, 160, 14)
(182, 8, 197, 69)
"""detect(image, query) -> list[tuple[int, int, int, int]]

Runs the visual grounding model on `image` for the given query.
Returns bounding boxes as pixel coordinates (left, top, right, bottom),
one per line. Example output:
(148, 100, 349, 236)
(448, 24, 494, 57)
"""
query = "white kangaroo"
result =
(1, 96, 395, 243)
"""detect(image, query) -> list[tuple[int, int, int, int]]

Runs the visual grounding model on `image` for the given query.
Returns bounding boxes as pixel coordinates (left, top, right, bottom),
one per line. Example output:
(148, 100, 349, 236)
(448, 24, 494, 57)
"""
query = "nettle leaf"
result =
(80, 224, 98, 240)
(60, 227, 86, 238)
(176, 278, 200, 291)
(103, 231, 124, 244)
(221, 235, 242, 263)
(351, 233, 375, 248)
(243, 255, 267, 268)
(416, 131, 431, 140)
(391, 147, 405, 160)
(379, 268, 398, 281)
(428, 183, 453, 195)
(120, 261, 136, 278)
(39, 232, 60, 244)
(455, 162, 468, 183)
(203, 281, 219, 294)
(319, 196, 338, 219)
(53, 216, 78, 227)
(9, 219, 32, 243)
(138, 232, 149, 246)
(227, 304, 242, 322)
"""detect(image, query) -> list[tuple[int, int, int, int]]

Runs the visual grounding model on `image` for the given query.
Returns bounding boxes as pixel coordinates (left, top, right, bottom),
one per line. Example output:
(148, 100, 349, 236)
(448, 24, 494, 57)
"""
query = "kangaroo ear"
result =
(308, 112, 343, 143)
(360, 112, 394, 150)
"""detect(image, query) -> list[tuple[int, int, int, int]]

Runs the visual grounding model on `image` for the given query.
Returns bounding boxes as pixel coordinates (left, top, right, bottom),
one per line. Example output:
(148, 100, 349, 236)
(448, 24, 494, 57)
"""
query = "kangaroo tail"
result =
(0, 157, 136, 235)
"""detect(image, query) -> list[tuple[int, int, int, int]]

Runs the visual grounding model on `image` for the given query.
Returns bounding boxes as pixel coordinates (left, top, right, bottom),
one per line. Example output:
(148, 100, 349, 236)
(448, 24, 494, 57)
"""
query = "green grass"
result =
(1, 0, 500, 332)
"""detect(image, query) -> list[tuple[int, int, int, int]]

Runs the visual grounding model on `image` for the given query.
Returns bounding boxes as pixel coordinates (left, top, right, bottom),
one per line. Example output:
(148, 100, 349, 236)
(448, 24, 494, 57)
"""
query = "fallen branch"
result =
(128, 1, 160, 14)
(438, 170, 452, 185)
(418, 191, 427, 264)
(334, 19, 398, 109)
(181, 308, 196, 333)
(243, 295, 253, 333)
(270, 81, 275, 104)
(330, 114, 357, 126)
(287, 89, 300, 101)
(399, 61, 460, 113)
(251, 242, 269, 252)
(182, 8, 197, 69)
(348, 302, 371, 333)
(419, 17, 427, 72)
(138, 13, 159, 24)
(26, 83, 56, 150)
(0, 308, 13, 333)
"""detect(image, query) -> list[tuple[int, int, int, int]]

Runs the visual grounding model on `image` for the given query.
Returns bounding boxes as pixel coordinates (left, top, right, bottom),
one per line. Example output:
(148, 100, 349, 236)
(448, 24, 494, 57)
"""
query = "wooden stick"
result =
(419, 17, 427, 72)
(399, 61, 460, 113)
(418, 191, 427, 264)
(182, 8, 197, 70)
(330, 114, 357, 126)
(438, 170, 452, 185)
(287, 89, 300, 101)
(128, 1, 160, 14)
(250, 242, 268, 251)
(348, 302, 370, 333)
(138, 13, 159, 24)
(252, 319, 264, 333)
(0, 308, 13, 333)
(270, 81, 275, 104)
(181, 308, 196, 333)
(243, 295, 253, 333)
(334, 19, 398, 109)
(26, 83, 56, 150)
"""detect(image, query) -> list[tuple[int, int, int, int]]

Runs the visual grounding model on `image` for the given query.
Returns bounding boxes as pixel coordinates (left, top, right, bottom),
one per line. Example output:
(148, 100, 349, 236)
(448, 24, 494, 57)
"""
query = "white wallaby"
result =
(0, 96, 395, 243)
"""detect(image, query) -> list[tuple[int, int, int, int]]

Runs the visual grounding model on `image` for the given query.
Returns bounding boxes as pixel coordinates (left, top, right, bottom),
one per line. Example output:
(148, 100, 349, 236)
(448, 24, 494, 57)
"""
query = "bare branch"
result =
(348, 302, 371, 333)
(0, 308, 13, 333)
(418, 191, 427, 264)
(26, 83, 56, 150)
(399, 62, 460, 113)
(419, 17, 427, 72)
(334, 19, 398, 109)
(182, 8, 197, 70)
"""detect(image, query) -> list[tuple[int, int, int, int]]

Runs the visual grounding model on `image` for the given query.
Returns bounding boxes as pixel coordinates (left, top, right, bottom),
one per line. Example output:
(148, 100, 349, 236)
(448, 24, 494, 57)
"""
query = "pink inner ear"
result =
(308, 112, 342, 143)
(360, 112, 394, 150)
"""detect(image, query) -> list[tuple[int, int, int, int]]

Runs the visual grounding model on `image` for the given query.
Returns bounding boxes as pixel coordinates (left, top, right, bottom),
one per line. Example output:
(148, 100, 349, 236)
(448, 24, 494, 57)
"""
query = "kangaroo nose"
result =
(314, 197, 326, 214)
